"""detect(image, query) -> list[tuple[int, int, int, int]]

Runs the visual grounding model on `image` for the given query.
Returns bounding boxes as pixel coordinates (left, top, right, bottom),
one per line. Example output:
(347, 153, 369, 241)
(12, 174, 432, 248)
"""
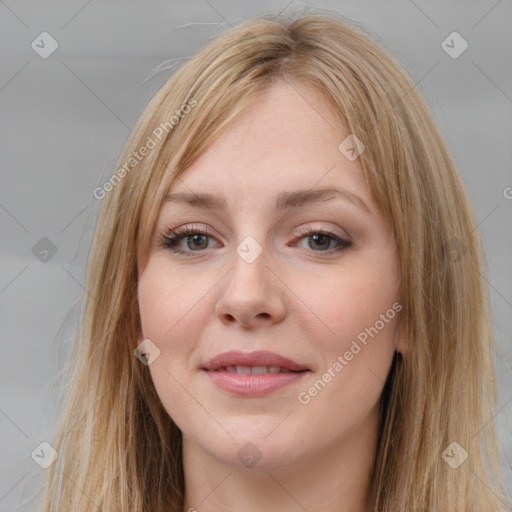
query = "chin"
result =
(192, 427, 304, 471)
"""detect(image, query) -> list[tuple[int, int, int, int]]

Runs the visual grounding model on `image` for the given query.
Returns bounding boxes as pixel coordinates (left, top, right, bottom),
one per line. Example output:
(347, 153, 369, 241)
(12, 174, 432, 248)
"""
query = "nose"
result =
(215, 243, 286, 330)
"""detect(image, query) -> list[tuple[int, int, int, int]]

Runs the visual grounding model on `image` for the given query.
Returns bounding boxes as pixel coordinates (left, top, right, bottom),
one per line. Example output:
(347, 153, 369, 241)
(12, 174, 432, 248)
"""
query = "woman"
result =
(40, 12, 508, 511)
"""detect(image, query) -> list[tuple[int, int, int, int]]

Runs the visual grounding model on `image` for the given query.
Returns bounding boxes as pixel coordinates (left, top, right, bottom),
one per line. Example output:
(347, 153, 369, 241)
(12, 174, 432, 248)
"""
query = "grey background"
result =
(1, 0, 511, 510)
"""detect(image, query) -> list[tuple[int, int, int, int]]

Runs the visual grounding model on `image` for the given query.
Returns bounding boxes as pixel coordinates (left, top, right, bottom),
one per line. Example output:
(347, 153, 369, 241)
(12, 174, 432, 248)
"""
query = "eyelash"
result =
(159, 224, 353, 257)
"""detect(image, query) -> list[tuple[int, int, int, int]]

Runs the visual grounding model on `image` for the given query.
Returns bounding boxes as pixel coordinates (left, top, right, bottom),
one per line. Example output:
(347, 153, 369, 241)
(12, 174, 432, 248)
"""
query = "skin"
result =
(137, 80, 407, 512)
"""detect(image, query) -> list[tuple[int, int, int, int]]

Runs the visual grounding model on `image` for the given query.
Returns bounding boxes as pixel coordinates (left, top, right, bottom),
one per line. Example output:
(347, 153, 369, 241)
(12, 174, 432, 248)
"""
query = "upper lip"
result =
(201, 350, 309, 372)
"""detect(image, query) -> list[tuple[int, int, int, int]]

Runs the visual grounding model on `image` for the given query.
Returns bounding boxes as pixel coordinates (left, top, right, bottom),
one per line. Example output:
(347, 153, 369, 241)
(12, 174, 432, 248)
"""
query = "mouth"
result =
(201, 350, 309, 372)
(208, 365, 304, 375)
(201, 351, 310, 396)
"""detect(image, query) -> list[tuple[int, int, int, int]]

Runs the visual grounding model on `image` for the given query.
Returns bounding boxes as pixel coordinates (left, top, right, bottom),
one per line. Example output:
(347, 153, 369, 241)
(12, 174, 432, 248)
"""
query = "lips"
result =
(201, 350, 310, 396)
(201, 350, 309, 373)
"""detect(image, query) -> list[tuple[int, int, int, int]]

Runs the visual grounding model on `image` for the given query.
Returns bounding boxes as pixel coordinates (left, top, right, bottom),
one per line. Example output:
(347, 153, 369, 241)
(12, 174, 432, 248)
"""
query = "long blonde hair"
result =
(38, 12, 509, 511)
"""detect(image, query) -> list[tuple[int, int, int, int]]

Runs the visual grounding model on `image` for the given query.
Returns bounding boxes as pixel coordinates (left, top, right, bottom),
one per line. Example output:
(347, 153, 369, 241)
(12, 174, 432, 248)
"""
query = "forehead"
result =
(167, 80, 373, 212)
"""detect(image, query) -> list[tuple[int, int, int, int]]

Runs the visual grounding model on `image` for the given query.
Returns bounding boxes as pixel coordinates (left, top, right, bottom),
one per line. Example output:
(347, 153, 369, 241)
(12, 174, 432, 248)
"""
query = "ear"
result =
(393, 318, 409, 356)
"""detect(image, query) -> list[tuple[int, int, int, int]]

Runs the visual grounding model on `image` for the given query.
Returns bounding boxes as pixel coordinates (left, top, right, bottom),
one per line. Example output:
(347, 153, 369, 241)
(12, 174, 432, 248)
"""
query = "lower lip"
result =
(203, 370, 308, 396)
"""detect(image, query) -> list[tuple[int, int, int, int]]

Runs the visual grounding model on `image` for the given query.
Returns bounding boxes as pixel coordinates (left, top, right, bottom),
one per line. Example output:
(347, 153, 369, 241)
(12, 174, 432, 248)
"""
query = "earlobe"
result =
(135, 331, 145, 350)
(393, 321, 409, 355)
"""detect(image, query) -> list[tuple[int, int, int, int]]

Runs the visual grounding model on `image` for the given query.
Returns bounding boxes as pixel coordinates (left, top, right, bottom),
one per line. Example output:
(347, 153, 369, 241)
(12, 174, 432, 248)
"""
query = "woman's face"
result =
(137, 80, 404, 470)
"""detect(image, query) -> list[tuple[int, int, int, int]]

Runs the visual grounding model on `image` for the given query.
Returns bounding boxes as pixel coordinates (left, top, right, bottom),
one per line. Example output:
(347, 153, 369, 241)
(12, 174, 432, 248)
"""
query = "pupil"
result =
(310, 234, 329, 250)
(190, 234, 207, 250)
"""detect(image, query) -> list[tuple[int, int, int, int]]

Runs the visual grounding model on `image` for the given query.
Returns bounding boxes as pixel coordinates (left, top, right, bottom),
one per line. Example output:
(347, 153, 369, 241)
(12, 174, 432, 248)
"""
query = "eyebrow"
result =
(164, 187, 371, 214)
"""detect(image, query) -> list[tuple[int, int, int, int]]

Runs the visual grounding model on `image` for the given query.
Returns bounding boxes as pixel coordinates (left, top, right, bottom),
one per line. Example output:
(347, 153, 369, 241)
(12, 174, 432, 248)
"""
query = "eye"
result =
(293, 226, 353, 255)
(159, 224, 218, 255)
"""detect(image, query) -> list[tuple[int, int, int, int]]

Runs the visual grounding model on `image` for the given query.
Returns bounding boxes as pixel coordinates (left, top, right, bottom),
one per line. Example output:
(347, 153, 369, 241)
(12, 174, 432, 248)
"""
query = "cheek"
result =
(137, 262, 204, 398)
(293, 262, 399, 350)
(291, 262, 399, 424)
(138, 257, 211, 341)
(137, 260, 213, 430)
(291, 263, 399, 426)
